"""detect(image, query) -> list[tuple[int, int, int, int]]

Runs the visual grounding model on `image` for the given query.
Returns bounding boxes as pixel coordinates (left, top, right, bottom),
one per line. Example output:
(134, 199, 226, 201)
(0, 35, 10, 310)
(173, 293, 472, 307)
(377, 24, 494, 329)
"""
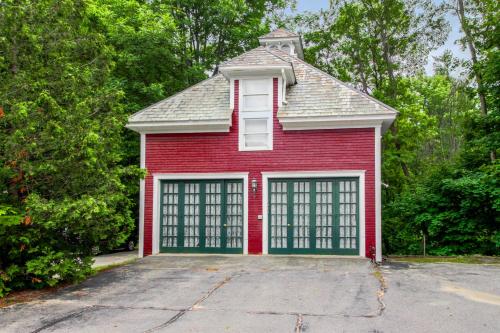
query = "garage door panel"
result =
(315, 181, 333, 250)
(205, 182, 222, 248)
(183, 183, 201, 248)
(161, 183, 179, 248)
(226, 181, 244, 248)
(270, 181, 288, 249)
(292, 181, 310, 249)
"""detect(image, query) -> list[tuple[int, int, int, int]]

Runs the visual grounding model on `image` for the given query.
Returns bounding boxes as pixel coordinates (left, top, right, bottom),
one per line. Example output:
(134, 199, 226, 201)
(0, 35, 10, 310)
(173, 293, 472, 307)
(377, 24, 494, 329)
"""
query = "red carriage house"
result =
(127, 29, 397, 261)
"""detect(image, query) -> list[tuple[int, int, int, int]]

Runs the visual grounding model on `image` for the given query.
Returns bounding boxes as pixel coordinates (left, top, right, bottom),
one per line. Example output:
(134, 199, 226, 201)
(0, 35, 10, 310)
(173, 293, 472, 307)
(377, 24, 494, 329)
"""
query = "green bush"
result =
(0, 190, 139, 297)
(384, 164, 499, 255)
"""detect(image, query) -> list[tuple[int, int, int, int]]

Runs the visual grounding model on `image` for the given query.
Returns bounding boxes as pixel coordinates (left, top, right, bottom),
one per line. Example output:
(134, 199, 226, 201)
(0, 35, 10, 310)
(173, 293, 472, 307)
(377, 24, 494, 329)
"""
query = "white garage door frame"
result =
(261, 170, 366, 257)
(151, 172, 249, 255)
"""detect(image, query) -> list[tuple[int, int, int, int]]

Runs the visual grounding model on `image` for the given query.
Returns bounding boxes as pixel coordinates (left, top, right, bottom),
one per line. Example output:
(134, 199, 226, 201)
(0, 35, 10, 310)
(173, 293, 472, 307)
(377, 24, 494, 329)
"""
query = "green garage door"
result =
(160, 179, 244, 254)
(268, 178, 359, 255)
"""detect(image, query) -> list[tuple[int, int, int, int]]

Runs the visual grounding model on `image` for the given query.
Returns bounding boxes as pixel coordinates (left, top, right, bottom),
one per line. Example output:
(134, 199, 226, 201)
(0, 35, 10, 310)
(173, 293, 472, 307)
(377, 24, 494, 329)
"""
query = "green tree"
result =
(298, 0, 449, 181)
(0, 0, 142, 295)
(161, 0, 295, 75)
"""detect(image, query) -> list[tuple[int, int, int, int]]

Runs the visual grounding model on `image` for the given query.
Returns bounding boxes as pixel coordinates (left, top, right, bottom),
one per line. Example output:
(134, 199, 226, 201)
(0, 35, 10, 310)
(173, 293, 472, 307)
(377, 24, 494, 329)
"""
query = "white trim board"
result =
(261, 171, 366, 257)
(138, 133, 146, 258)
(374, 126, 382, 262)
(278, 114, 396, 133)
(151, 173, 249, 255)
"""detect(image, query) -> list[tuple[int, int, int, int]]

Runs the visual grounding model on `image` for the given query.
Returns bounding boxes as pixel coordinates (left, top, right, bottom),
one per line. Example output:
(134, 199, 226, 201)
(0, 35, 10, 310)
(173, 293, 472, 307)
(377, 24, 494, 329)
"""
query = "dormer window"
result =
(239, 79, 273, 151)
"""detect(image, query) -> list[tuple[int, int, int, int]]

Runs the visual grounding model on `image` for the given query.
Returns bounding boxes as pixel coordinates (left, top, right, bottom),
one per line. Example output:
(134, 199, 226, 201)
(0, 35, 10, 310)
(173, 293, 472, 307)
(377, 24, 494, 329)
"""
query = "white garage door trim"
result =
(152, 173, 249, 255)
(261, 170, 366, 256)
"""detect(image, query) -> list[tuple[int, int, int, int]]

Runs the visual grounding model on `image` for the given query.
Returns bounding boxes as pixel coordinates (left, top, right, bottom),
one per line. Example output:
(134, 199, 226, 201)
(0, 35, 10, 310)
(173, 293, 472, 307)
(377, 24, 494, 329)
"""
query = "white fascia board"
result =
(278, 114, 396, 133)
(126, 119, 232, 134)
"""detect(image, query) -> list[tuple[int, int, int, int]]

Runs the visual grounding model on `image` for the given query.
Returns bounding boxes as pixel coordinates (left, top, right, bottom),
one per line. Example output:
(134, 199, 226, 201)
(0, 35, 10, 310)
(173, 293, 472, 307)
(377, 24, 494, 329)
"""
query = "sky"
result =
(294, 0, 470, 75)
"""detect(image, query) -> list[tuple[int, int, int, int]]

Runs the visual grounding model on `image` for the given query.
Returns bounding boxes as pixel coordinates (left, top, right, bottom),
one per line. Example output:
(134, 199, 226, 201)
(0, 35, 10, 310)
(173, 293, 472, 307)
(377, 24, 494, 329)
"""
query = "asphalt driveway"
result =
(1, 255, 499, 332)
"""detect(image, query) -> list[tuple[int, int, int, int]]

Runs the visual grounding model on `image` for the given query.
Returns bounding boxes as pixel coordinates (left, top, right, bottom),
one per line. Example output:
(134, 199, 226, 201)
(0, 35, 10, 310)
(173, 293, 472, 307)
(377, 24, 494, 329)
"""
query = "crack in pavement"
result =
(30, 306, 94, 333)
(142, 273, 239, 332)
(26, 265, 385, 332)
(368, 263, 387, 318)
(294, 313, 303, 333)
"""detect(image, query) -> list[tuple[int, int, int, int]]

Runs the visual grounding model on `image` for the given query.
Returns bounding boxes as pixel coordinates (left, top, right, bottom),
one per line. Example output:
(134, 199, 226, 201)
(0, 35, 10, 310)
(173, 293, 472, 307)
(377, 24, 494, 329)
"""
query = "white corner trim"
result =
(151, 173, 249, 255)
(230, 78, 235, 110)
(138, 133, 146, 258)
(375, 126, 382, 262)
(261, 170, 366, 257)
(278, 75, 283, 107)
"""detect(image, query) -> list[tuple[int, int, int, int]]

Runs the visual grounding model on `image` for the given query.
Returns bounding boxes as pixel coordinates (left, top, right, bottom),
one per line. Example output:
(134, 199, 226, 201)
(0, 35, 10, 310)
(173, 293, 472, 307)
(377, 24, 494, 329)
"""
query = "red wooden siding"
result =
(143, 78, 376, 257)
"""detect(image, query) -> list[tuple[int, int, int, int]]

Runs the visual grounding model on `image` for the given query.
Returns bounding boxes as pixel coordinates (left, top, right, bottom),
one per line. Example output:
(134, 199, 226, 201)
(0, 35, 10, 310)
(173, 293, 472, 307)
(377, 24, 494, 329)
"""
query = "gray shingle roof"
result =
(269, 49, 398, 118)
(220, 46, 291, 67)
(128, 46, 397, 130)
(259, 29, 299, 39)
(128, 74, 230, 123)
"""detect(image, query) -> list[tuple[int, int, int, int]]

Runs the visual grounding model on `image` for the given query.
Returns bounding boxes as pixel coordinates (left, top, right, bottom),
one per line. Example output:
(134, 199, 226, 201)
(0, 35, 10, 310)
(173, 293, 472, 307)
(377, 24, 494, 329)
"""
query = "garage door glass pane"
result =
(226, 182, 243, 248)
(315, 181, 333, 249)
(184, 183, 200, 248)
(205, 183, 221, 248)
(161, 183, 178, 248)
(339, 180, 357, 249)
(270, 181, 287, 249)
(293, 181, 310, 249)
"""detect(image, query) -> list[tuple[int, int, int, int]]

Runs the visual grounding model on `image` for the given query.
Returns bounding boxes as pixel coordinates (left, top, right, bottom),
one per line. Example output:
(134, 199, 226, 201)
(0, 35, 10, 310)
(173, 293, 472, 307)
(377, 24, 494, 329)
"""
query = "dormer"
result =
(258, 28, 304, 59)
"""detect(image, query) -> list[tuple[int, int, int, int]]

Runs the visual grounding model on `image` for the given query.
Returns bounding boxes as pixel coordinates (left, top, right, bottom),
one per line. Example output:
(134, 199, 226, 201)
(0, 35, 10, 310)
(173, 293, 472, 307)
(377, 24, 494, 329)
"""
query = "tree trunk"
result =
(456, 0, 494, 160)
(380, 26, 410, 177)
(456, 0, 487, 116)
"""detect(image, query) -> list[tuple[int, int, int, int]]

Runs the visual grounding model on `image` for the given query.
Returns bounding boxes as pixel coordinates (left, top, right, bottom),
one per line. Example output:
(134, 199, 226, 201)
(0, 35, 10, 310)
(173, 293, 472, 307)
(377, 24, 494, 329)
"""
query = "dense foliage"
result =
(294, 0, 499, 255)
(0, 0, 291, 296)
(0, 0, 498, 296)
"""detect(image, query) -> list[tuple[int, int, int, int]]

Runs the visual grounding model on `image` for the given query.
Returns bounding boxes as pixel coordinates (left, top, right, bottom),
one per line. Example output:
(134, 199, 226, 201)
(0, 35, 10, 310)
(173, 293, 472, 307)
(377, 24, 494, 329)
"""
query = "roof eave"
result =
(126, 119, 232, 134)
(278, 113, 397, 134)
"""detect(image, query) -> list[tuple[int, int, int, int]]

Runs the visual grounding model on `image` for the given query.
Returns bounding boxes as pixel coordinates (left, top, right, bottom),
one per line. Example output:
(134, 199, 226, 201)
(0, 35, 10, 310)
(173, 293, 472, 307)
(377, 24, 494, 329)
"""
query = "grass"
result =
(92, 257, 137, 273)
(388, 255, 500, 265)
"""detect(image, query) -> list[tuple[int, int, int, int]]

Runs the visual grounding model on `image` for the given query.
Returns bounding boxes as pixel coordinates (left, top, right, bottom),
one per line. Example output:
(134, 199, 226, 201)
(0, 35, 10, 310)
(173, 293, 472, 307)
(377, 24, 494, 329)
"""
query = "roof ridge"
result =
(286, 55, 399, 114)
(129, 74, 225, 119)
(264, 48, 293, 64)
(259, 28, 299, 39)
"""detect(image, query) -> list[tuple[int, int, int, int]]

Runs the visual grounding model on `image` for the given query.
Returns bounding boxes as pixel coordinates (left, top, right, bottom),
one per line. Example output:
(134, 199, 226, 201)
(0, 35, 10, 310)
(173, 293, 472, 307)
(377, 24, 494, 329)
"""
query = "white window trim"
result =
(238, 78, 273, 151)
(261, 171, 366, 257)
(151, 173, 249, 255)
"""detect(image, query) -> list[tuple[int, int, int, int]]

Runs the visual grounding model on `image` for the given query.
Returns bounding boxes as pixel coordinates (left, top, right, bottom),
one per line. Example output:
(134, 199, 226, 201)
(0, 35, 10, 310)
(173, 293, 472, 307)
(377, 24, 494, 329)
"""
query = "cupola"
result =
(258, 28, 304, 59)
